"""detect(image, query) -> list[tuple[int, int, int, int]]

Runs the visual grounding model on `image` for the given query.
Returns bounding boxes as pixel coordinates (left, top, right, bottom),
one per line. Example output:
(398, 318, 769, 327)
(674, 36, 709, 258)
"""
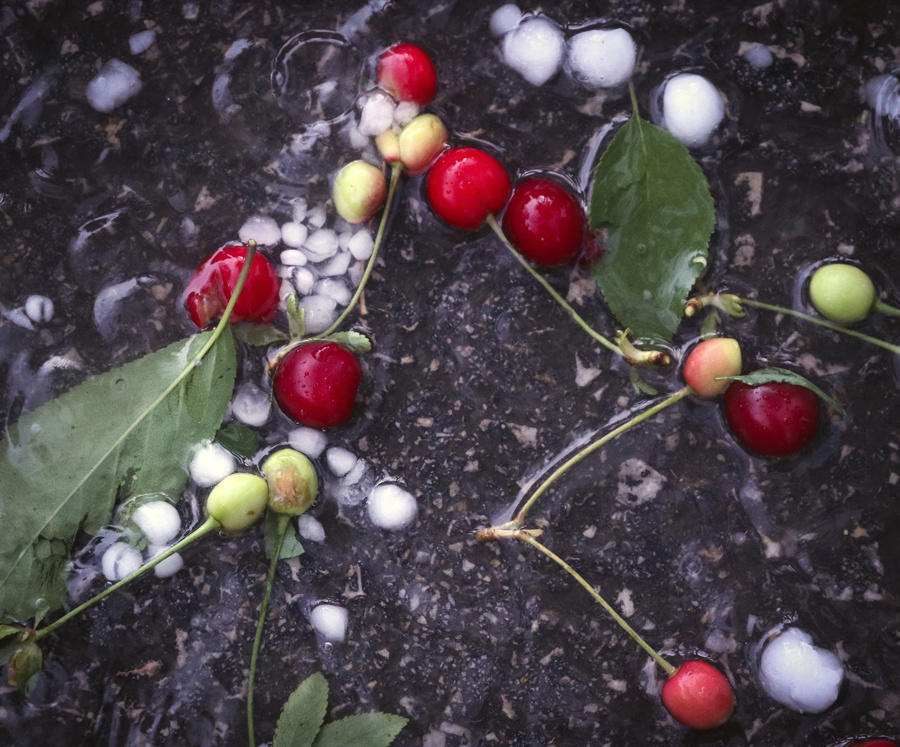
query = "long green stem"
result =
(34, 517, 221, 642)
(486, 214, 622, 357)
(247, 513, 290, 747)
(504, 529, 675, 675)
(874, 299, 900, 318)
(739, 297, 900, 355)
(506, 387, 691, 525)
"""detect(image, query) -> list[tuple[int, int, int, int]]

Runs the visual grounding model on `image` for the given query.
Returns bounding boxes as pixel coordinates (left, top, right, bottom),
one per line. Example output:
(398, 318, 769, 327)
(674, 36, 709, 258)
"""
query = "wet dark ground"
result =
(2, 0, 900, 745)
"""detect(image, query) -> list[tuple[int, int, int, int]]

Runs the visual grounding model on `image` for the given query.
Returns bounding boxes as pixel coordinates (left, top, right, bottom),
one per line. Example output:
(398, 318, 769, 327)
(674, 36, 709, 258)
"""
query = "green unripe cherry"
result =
(809, 263, 876, 324)
(261, 448, 318, 516)
(205, 473, 268, 532)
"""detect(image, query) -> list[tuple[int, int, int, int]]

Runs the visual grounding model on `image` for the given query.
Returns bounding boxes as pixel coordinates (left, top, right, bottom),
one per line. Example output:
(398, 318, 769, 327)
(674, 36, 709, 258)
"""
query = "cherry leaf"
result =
(589, 100, 715, 344)
(273, 672, 329, 747)
(312, 713, 408, 747)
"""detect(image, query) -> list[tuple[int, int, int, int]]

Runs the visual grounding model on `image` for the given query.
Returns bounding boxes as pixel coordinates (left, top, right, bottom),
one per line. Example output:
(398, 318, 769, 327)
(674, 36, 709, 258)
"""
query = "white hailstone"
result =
(326, 447, 357, 477)
(277, 265, 294, 279)
(741, 42, 773, 69)
(348, 229, 374, 260)
(5, 307, 34, 330)
(291, 198, 308, 222)
(102, 542, 143, 582)
(337, 230, 352, 251)
(347, 123, 371, 150)
(309, 603, 348, 642)
(304, 228, 339, 261)
(231, 383, 271, 427)
(280, 248, 308, 267)
(367, 483, 418, 530)
(279, 278, 297, 304)
(566, 28, 636, 89)
(298, 295, 338, 334)
(132, 501, 181, 546)
(490, 4, 522, 36)
(315, 278, 352, 306)
(86, 59, 143, 112)
(340, 457, 368, 486)
(393, 100, 420, 127)
(182, 2, 199, 20)
(865, 74, 900, 117)
(347, 261, 365, 288)
(288, 426, 328, 458)
(297, 514, 326, 542)
(307, 205, 327, 228)
(281, 221, 309, 249)
(318, 251, 351, 278)
(129, 30, 156, 55)
(189, 440, 236, 487)
(759, 627, 845, 713)
(293, 267, 317, 295)
(24, 295, 54, 323)
(358, 91, 396, 136)
(661, 73, 726, 147)
(501, 16, 565, 87)
(238, 215, 281, 246)
(148, 546, 184, 578)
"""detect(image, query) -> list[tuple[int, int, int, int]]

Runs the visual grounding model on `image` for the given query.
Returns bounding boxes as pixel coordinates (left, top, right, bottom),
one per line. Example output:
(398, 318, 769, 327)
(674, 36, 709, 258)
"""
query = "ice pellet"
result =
(232, 383, 271, 427)
(501, 17, 564, 86)
(393, 100, 419, 126)
(358, 91, 396, 136)
(326, 447, 357, 477)
(661, 73, 725, 147)
(132, 501, 181, 546)
(86, 59, 143, 112)
(280, 248, 308, 267)
(307, 205, 327, 228)
(566, 28, 636, 89)
(304, 228, 339, 261)
(149, 546, 184, 578)
(291, 198, 308, 222)
(318, 251, 351, 277)
(281, 222, 309, 249)
(129, 30, 156, 55)
(298, 295, 338, 334)
(367, 483, 418, 530)
(293, 267, 317, 295)
(239, 215, 281, 246)
(190, 440, 236, 487)
(288, 426, 328, 457)
(102, 542, 143, 582)
(490, 4, 522, 36)
(24, 295, 54, 323)
(348, 229, 374, 260)
(316, 278, 352, 306)
(742, 42, 774, 69)
(297, 514, 326, 542)
(309, 603, 348, 642)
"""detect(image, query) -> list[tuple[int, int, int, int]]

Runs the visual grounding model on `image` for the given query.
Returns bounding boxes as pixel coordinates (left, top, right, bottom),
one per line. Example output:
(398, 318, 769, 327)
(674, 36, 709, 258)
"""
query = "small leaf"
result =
(233, 322, 290, 347)
(263, 513, 305, 560)
(323, 331, 373, 355)
(589, 101, 715, 344)
(216, 423, 260, 459)
(273, 672, 329, 747)
(286, 295, 307, 340)
(313, 713, 408, 747)
(0, 625, 21, 644)
(720, 367, 844, 414)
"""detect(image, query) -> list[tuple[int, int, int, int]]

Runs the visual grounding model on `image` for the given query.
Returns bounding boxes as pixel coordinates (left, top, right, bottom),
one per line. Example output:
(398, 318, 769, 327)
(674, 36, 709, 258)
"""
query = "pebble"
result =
(86, 59, 142, 113)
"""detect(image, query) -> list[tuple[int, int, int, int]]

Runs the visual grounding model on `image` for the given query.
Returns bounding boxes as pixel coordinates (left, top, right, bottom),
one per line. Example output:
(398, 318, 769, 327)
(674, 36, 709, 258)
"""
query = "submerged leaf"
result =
(274, 672, 329, 747)
(0, 331, 236, 622)
(589, 107, 715, 343)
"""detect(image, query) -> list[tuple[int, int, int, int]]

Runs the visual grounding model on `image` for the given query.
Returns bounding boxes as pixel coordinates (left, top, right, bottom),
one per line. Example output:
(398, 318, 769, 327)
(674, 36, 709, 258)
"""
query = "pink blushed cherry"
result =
(682, 337, 742, 399)
(377, 43, 438, 105)
(426, 147, 511, 230)
(661, 660, 735, 730)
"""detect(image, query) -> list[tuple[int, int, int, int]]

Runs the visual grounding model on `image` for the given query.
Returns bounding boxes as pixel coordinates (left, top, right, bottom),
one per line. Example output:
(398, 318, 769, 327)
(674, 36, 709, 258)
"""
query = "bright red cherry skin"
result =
(851, 741, 898, 747)
(426, 147, 512, 230)
(724, 380, 820, 457)
(502, 177, 586, 266)
(273, 341, 362, 429)
(661, 660, 735, 730)
(184, 244, 280, 328)
(377, 43, 438, 105)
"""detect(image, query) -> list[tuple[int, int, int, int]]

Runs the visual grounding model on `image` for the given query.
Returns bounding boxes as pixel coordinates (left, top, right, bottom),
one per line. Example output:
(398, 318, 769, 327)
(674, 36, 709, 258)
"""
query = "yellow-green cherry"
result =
(332, 160, 387, 224)
(205, 473, 268, 532)
(808, 263, 876, 324)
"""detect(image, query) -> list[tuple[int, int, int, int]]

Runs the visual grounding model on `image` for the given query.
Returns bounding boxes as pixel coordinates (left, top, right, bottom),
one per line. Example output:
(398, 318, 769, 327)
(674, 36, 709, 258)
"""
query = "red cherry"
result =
(724, 380, 820, 457)
(184, 244, 280, 328)
(377, 43, 438, 105)
(273, 341, 362, 429)
(501, 177, 586, 266)
(661, 660, 734, 730)
(426, 147, 511, 230)
(851, 741, 898, 747)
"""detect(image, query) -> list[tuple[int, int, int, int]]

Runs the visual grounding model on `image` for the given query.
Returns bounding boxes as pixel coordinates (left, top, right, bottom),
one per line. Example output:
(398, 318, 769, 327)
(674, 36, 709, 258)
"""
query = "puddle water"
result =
(2, 1, 900, 745)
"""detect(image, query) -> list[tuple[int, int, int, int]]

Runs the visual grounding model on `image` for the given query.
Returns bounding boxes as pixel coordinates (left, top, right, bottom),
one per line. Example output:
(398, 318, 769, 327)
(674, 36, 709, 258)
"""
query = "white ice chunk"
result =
(566, 28, 636, 89)
(315, 278, 352, 306)
(318, 251, 351, 277)
(279, 278, 296, 303)
(309, 603, 348, 642)
(865, 74, 900, 117)
(239, 215, 281, 246)
(340, 457, 368, 486)
(358, 90, 396, 136)
(348, 229, 374, 260)
(24, 295, 54, 323)
(297, 514, 326, 542)
(661, 73, 726, 147)
(190, 440, 236, 487)
(501, 17, 565, 86)
(759, 627, 845, 714)
(281, 221, 308, 249)
(393, 100, 419, 127)
(298, 295, 338, 334)
(742, 42, 773, 69)
(367, 483, 418, 530)
(182, 2, 199, 20)
(347, 260, 365, 288)
(149, 545, 184, 578)
(326, 446, 357, 477)
(338, 231, 352, 251)
(132, 501, 181, 546)
(304, 228, 339, 261)
(291, 198, 308, 222)
(280, 248, 308, 267)
(232, 383, 271, 427)
(490, 4, 522, 36)
(129, 30, 156, 55)
(293, 267, 317, 295)
(102, 542, 143, 582)
(288, 426, 328, 457)
(86, 59, 143, 112)
(307, 205, 327, 228)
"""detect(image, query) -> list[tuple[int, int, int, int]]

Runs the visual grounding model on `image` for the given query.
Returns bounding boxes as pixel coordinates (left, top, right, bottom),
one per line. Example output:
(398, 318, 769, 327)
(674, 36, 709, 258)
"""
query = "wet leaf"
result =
(0, 331, 236, 623)
(313, 713, 408, 747)
(720, 367, 844, 414)
(589, 102, 715, 344)
(216, 422, 260, 459)
(233, 322, 289, 346)
(274, 672, 329, 747)
(264, 512, 305, 560)
(324, 330, 372, 354)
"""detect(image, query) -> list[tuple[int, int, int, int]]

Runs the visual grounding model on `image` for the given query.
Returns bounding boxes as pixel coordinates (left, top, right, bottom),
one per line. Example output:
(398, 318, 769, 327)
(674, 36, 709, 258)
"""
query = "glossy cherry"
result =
(850, 741, 898, 747)
(184, 244, 280, 328)
(273, 341, 362, 429)
(501, 177, 586, 266)
(377, 43, 438, 105)
(660, 660, 735, 730)
(426, 147, 511, 230)
(724, 380, 820, 457)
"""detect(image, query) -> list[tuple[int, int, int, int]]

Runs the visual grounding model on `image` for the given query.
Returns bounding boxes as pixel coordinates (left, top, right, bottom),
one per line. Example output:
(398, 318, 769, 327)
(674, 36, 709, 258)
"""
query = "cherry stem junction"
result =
(247, 513, 290, 747)
(494, 527, 675, 676)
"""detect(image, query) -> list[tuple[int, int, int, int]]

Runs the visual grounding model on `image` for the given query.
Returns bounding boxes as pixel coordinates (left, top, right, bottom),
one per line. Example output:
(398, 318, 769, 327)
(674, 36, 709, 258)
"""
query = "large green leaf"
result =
(313, 713, 408, 747)
(0, 330, 236, 622)
(589, 106, 715, 344)
(273, 672, 329, 747)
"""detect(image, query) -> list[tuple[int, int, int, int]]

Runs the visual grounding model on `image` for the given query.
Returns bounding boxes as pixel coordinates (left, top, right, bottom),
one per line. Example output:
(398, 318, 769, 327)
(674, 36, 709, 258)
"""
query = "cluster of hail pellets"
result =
(101, 501, 184, 582)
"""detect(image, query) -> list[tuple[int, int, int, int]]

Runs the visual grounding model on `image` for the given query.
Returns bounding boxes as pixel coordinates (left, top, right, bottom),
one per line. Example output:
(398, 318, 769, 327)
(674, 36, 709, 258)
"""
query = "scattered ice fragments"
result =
(358, 91, 395, 136)
(288, 426, 328, 458)
(758, 627, 845, 713)
(190, 440, 236, 487)
(367, 483, 418, 530)
(566, 28, 636, 89)
(659, 73, 726, 147)
(502, 16, 565, 86)
(132, 501, 181, 546)
(102, 542, 143, 582)
(238, 215, 281, 246)
(297, 514, 326, 542)
(309, 603, 348, 642)
(231, 383, 271, 427)
(86, 59, 143, 113)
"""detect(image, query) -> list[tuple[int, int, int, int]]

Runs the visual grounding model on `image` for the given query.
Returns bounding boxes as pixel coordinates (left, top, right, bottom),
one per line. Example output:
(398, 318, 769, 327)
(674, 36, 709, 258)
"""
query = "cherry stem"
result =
(485, 214, 623, 357)
(738, 297, 900, 356)
(497, 528, 676, 676)
(247, 512, 290, 747)
(499, 387, 691, 527)
(874, 299, 900, 318)
(33, 517, 222, 642)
